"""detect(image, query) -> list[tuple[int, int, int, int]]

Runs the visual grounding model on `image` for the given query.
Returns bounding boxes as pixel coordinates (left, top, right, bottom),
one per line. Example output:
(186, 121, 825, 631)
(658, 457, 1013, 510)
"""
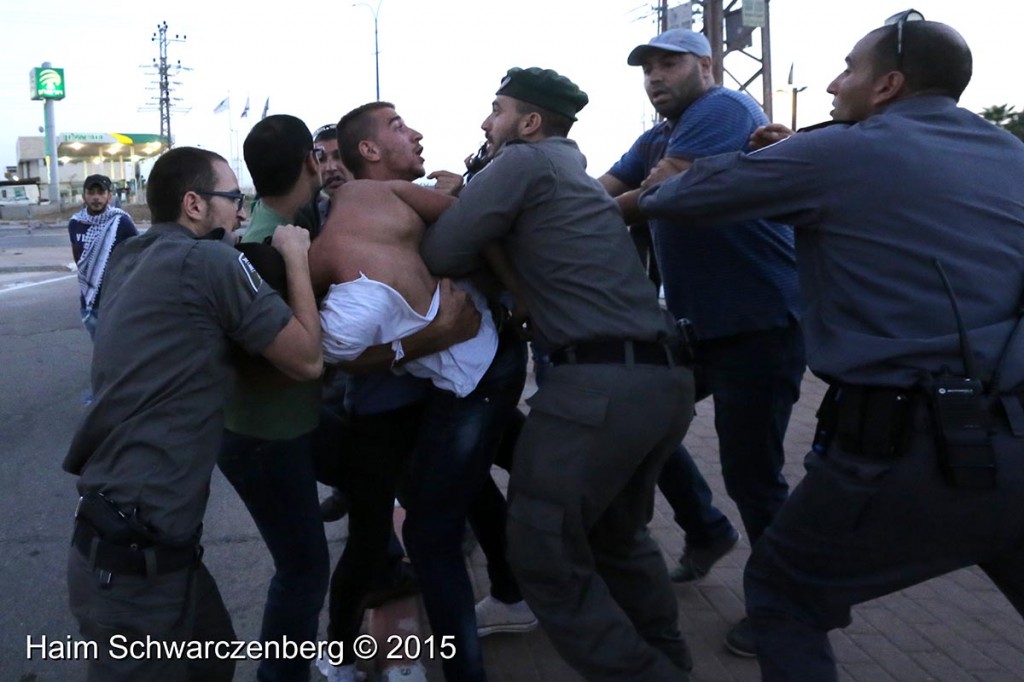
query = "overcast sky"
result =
(1, 0, 1020, 188)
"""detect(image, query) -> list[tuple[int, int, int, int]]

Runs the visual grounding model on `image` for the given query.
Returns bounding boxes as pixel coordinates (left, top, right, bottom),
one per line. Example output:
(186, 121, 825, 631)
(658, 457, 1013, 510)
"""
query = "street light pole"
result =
(353, 1, 382, 100)
(786, 63, 807, 130)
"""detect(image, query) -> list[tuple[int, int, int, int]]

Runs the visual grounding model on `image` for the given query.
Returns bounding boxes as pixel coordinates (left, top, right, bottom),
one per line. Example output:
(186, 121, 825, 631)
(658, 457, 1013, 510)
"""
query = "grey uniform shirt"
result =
(640, 96, 1024, 390)
(64, 223, 293, 543)
(421, 137, 673, 351)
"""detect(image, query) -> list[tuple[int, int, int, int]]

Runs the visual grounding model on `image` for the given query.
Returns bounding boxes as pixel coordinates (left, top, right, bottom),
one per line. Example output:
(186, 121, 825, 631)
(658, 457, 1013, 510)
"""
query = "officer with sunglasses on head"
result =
(640, 11, 1024, 681)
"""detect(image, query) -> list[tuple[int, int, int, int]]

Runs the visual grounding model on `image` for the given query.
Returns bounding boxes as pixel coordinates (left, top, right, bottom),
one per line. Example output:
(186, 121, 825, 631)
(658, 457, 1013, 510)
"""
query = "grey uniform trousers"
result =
(506, 361, 695, 682)
(746, 399, 1024, 681)
(67, 546, 235, 682)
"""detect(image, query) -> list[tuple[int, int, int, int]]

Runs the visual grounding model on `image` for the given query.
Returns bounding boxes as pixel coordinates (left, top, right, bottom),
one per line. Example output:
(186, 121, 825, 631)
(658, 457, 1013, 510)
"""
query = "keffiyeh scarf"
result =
(74, 206, 129, 312)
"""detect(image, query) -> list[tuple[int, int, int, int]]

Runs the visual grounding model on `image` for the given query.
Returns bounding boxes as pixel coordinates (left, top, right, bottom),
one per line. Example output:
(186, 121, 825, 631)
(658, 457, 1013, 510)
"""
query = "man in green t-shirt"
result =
(218, 114, 330, 682)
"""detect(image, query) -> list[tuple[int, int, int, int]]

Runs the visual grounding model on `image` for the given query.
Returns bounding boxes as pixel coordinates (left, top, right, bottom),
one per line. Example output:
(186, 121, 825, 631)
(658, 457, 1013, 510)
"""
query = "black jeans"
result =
(325, 401, 424, 662)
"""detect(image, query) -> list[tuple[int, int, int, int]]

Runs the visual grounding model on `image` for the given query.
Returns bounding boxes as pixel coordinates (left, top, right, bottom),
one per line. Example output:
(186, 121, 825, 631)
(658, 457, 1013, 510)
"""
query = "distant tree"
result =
(981, 104, 1024, 141)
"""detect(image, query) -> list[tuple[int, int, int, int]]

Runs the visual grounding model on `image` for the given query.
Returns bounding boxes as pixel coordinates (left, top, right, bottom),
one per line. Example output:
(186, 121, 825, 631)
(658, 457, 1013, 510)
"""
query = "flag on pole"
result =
(213, 96, 230, 114)
(260, 97, 270, 120)
(240, 97, 250, 118)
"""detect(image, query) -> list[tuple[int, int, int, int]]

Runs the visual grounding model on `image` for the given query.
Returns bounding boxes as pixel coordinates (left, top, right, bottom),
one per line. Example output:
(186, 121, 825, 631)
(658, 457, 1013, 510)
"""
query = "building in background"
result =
(16, 132, 166, 204)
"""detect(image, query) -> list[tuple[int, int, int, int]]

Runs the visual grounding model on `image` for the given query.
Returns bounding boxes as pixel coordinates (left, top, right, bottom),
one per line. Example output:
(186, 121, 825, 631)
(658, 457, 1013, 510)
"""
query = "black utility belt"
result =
(550, 338, 682, 368)
(73, 519, 201, 577)
(813, 385, 917, 460)
(815, 382, 1024, 490)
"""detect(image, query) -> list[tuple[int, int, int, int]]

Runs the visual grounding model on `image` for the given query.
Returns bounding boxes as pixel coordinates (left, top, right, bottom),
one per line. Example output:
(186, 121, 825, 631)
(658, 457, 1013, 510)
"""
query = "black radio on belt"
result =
(928, 259, 997, 489)
(929, 374, 996, 489)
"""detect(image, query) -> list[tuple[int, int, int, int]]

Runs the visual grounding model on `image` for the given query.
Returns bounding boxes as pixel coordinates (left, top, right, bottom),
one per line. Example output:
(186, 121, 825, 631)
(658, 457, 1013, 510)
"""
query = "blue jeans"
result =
(657, 443, 736, 547)
(469, 408, 525, 603)
(679, 320, 806, 545)
(403, 336, 527, 682)
(218, 431, 330, 682)
(81, 307, 98, 340)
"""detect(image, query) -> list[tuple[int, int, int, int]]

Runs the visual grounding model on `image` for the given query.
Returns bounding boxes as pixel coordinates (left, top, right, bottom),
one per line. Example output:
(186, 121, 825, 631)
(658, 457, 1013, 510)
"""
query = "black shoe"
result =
(724, 617, 757, 658)
(364, 561, 419, 609)
(319, 491, 349, 522)
(670, 528, 740, 583)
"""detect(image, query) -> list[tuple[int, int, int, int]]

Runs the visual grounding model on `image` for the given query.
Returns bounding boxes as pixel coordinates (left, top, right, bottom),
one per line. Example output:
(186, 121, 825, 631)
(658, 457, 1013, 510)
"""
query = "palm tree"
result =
(981, 104, 1024, 141)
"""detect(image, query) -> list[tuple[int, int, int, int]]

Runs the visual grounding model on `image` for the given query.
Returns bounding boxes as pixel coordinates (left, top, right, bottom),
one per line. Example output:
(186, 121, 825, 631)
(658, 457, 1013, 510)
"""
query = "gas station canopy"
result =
(57, 132, 166, 161)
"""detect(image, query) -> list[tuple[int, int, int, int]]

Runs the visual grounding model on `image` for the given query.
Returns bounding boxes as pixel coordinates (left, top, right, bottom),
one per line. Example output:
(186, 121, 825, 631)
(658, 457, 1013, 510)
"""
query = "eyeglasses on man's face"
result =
(312, 146, 327, 163)
(884, 8, 924, 68)
(194, 189, 245, 210)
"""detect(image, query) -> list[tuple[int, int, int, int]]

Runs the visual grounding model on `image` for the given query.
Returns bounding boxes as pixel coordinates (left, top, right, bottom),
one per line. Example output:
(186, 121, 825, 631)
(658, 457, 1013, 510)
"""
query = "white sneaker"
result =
(315, 653, 364, 682)
(381, 661, 428, 681)
(474, 595, 539, 637)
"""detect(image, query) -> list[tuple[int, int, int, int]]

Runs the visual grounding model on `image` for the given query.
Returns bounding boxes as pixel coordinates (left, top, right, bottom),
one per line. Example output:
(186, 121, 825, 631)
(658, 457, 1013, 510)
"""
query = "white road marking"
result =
(0, 274, 76, 294)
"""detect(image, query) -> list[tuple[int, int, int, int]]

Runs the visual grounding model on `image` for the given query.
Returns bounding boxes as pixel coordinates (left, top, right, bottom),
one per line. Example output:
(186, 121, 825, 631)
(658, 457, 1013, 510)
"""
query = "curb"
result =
(0, 265, 75, 274)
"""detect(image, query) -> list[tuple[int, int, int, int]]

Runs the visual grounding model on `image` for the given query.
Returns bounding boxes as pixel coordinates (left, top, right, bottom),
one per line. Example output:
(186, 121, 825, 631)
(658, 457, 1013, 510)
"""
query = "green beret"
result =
(496, 67, 589, 121)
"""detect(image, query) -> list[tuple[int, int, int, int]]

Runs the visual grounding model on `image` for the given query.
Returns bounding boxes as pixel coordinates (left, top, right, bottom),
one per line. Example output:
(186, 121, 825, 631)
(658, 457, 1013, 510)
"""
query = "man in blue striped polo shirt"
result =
(600, 28, 806, 657)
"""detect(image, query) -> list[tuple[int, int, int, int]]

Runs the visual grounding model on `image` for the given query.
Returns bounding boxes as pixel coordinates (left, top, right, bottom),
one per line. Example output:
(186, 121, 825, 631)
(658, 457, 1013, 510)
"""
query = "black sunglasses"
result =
(884, 9, 924, 68)
(313, 123, 337, 141)
(194, 189, 245, 210)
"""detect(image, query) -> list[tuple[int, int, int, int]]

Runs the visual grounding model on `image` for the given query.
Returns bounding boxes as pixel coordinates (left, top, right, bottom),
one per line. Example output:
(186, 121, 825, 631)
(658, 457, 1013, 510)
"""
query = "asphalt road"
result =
(0, 227, 68, 251)
(0, 276, 310, 681)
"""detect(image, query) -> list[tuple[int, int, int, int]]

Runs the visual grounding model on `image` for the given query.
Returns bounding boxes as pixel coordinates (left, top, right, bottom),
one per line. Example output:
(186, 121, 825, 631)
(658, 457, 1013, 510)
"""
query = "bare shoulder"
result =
(335, 179, 394, 203)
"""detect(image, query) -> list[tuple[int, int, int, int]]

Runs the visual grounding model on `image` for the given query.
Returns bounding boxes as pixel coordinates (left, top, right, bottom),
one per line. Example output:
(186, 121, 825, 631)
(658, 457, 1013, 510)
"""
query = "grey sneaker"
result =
(380, 662, 428, 681)
(724, 617, 757, 658)
(670, 528, 740, 582)
(475, 595, 538, 637)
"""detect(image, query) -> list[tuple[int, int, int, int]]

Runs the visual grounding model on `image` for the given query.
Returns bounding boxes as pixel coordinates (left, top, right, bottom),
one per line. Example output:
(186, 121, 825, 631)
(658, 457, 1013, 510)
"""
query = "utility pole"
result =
(142, 22, 190, 148)
(705, 0, 773, 118)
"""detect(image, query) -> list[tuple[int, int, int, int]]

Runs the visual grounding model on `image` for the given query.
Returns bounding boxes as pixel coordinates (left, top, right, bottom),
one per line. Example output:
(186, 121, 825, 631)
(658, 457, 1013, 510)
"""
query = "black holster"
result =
(813, 384, 914, 459)
(75, 491, 159, 548)
(74, 492, 201, 577)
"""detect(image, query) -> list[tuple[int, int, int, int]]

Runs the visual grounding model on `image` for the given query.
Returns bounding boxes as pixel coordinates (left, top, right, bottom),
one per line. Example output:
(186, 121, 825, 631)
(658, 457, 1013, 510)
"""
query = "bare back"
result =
(309, 180, 438, 315)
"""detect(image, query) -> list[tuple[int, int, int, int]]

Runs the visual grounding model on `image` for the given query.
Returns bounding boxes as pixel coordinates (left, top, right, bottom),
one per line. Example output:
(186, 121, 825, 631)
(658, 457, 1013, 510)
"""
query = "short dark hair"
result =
(337, 101, 395, 177)
(867, 21, 972, 100)
(513, 99, 575, 138)
(147, 147, 225, 224)
(243, 114, 313, 197)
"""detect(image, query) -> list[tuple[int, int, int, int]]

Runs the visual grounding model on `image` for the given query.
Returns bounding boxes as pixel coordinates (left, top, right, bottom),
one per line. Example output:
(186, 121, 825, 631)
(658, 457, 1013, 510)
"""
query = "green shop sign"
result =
(30, 67, 65, 100)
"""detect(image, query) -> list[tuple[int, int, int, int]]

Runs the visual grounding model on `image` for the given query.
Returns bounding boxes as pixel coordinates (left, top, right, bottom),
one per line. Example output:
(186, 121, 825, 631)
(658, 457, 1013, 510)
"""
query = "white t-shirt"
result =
(319, 274, 498, 397)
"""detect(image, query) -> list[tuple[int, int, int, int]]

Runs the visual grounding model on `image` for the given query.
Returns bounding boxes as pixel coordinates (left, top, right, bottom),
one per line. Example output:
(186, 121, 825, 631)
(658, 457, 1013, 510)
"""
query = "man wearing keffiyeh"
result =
(67, 175, 138, 338)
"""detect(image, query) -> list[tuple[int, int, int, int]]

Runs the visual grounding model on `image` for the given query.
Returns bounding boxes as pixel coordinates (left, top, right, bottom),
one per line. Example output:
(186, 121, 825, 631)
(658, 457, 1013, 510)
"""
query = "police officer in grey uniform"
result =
(639, 16, 1024, 681)
(421, 67, 696, 682)
(64, 147, 323, 681)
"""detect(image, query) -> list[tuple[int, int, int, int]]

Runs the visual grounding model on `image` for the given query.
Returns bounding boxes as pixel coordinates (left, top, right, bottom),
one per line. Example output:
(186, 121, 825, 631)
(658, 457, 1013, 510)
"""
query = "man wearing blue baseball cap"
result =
(600, 29, 806, 657)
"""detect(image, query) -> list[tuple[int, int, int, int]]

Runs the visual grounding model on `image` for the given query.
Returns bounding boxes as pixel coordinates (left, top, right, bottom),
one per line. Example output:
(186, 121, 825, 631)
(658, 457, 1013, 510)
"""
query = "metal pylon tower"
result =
(142, 22, 190, 148)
